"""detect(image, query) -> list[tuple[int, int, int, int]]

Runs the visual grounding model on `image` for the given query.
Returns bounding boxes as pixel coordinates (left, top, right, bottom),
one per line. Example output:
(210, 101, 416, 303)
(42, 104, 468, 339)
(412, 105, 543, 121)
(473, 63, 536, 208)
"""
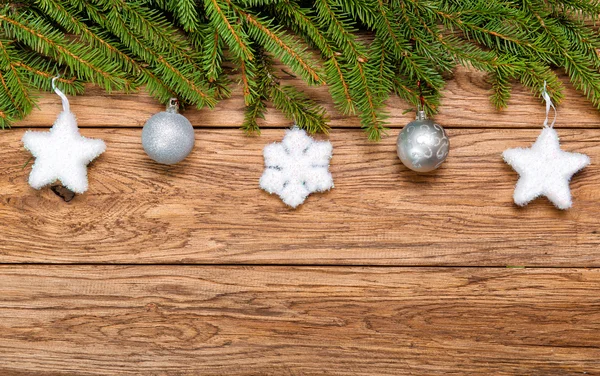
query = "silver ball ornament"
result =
(396, 111, 449, 172)
(142, 99, 195, 165)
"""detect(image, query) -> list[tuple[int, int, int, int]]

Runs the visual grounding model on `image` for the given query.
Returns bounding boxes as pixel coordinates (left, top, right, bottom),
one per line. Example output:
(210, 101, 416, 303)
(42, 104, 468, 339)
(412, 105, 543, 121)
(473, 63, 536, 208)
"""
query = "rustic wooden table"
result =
(1, 67, 600, 375)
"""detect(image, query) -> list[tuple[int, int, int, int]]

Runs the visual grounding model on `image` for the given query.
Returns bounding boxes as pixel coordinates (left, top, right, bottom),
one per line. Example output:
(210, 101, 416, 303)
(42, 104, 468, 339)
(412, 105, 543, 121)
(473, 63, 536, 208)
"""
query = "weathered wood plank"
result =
(0, 266, 598, 375)
(14, 67, 600, 129)
(1, 128, 599, 265)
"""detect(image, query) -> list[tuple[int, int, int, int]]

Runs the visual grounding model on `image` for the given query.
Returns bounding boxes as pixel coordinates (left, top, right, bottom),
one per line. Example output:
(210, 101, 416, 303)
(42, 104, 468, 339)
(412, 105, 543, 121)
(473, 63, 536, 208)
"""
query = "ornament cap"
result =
(416, 110, 427, 120)
(166, 98, 179, 114)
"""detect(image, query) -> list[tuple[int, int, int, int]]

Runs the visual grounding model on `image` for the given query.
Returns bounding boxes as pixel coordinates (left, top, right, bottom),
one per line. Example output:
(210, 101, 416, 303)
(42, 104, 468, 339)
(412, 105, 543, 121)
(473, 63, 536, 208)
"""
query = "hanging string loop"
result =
(52, 75, 70, 113)
(542, 81, 556, 128)
(416, 80, 426, 120)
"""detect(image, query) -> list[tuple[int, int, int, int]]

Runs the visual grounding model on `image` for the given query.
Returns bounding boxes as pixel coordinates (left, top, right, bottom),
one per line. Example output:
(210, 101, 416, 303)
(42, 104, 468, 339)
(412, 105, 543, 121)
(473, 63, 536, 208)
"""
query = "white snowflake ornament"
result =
(502, 83, 590, 210)
(22, 78, 106, 194)
(260, 127, 333, 208)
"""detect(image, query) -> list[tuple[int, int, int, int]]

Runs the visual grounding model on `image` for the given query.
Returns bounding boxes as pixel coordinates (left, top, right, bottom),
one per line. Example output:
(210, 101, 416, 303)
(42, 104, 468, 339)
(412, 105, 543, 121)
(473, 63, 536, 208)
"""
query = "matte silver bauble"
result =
(142, 99, 195, 165)
(396, 111, 449, 172)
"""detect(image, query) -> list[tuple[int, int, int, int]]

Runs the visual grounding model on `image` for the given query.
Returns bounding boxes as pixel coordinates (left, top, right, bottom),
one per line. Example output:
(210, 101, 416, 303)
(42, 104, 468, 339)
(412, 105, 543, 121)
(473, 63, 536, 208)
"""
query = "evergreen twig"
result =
(0, 0, 599, 137)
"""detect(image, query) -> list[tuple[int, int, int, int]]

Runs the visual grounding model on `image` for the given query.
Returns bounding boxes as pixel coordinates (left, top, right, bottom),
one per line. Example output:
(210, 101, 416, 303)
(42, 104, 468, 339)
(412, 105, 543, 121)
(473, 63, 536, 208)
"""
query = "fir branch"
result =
(0, 86, 16, 128)
(323, 57, 355, 114)
(393, 77, 439, 116)
(334, 0, 377, 27)
(173, 0, 201, 32)
(241, 48, 269, 133)
(257, 49, 328, 133)
(544, 0, 600, 19)
(203, 0, 254, 60)
(13, 61, 76, 87)
(0, 38, 33, 114)
(269, 83, 329, 133)
(201, 26, 225, 82)
(315, 0, 385, 138)
(14, 51, 83, 96)
(272, 1, 354, 113)
(243, 93, 266, 134)
(1, 0, 600, 137)
(72, 0, 214, 106)
(351, 58, 387, 140)
(0, 9, 129, 91)
(372, 0, 409, 59)
(396, 1, 457, 72)
(560, 17, 600, 70)
(434, 6, 539, 56)
(35, 0, 132, 68)
(314, 0, 367, 63)
(524, 0, 600, 107)
(368, 36, 394, 102)
(36, 0, 174, 102)
(516, 60, 564, 105)
(237, 56, 257, 105)
(235, 7, 325, 85)
(100, 0, 200, 67)
(489, 70, 512, 109)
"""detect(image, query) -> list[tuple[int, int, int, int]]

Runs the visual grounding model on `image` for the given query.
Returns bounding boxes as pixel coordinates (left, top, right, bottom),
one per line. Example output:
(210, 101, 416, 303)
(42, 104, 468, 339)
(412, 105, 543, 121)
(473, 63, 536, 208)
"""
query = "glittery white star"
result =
(260, 128, 333, 208)
(503, 127, 589, 210)
(22, 110, 106, 194)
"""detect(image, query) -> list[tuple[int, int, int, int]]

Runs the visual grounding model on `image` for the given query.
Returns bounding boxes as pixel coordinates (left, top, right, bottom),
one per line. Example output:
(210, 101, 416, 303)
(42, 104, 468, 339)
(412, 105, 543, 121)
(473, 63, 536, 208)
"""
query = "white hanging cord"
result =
(542, 81, 556, 128)
(52, 75, 70, 113)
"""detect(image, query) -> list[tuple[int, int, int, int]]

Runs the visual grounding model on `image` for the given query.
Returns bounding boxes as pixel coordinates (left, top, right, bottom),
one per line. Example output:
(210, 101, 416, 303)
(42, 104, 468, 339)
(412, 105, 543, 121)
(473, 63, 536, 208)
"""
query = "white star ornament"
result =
(503, 127, 589, 209)
(22, 78, 106, 194)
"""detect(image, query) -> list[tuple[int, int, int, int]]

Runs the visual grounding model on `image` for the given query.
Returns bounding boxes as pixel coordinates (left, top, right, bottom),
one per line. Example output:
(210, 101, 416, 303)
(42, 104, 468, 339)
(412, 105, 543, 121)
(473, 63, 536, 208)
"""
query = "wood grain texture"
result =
(1, 128, 599, 265)
(14, 66, 600, 129)
(0, 266, 599, 376)
(4, 61, 600, 375)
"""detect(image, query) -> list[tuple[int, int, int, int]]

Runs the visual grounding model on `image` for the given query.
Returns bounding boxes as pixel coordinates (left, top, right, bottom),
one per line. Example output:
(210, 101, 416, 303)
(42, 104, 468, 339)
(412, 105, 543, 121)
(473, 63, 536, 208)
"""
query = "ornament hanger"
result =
(417, 80, 426, 120)
(167, 97, 179, 113)
(52, 75, 70, 113)
(542, 81, 557, 128)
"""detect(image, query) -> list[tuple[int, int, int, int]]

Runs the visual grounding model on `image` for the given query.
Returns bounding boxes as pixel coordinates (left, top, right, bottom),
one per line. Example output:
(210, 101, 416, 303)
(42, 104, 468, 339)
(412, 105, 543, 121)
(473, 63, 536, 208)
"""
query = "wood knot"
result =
(145, 303, 159, 312)
(50, 185, 75, 202)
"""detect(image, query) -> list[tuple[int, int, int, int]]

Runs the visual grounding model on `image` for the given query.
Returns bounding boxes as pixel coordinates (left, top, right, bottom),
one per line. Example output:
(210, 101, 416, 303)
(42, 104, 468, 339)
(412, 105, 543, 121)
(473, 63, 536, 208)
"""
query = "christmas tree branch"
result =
(0, 10, 129, 91)
(236, 8, 325, 85)
(73, 0, 214, 106)
(204, 0, 254, 60)
(1, 0, 600, 138)
(201, 26, 225, 82)
(273, 2, 355, 113)
(0, 39, 32, 114)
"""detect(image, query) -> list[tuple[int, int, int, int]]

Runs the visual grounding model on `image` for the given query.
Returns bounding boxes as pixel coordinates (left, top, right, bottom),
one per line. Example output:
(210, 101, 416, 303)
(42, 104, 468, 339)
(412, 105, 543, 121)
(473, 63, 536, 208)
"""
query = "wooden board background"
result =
(1, 66, 600, 374)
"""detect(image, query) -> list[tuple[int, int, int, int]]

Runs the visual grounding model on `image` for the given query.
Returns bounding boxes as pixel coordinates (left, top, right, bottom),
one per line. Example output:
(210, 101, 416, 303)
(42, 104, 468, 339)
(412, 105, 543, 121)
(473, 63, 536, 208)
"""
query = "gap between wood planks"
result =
(24, 125, 600, 129)
(0, 263, 595, 268)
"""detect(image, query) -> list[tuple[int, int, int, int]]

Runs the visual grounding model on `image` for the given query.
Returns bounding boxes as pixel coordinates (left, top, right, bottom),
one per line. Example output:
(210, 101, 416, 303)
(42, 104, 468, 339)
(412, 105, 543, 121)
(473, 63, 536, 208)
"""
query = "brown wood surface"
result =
(14, 66, 600, 129)
(1, 128, 599, 265)
(0, 266, 599, 376)
(3, 65, 600, 374)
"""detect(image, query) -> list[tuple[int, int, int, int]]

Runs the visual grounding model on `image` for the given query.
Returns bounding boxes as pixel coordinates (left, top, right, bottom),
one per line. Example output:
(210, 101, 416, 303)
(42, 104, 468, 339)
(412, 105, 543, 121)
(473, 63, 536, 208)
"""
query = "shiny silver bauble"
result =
(142, 99, 195, 165)
(396, 111, 449, 172)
